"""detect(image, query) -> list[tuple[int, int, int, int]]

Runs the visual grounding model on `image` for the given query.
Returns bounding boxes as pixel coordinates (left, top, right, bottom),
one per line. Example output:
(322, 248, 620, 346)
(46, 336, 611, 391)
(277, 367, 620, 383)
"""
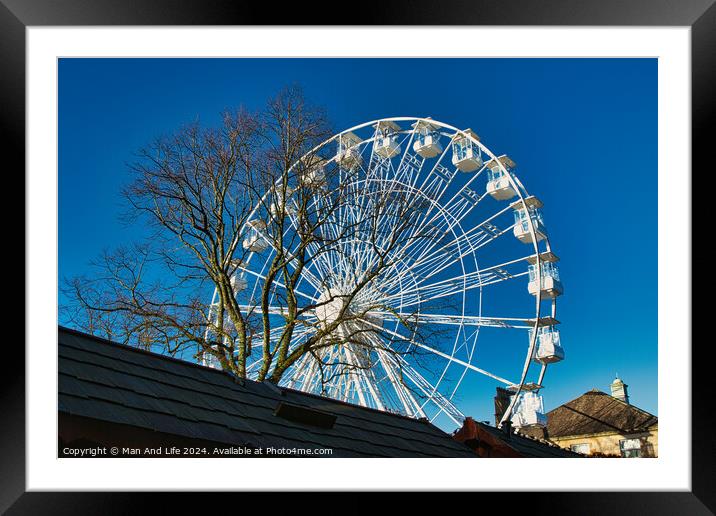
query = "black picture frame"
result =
(5, 0, 710, 512)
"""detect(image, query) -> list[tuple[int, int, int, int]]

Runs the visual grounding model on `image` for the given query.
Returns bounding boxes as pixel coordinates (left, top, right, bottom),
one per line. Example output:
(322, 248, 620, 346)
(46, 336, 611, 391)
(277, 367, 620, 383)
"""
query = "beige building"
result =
(545, 377, 658, 457)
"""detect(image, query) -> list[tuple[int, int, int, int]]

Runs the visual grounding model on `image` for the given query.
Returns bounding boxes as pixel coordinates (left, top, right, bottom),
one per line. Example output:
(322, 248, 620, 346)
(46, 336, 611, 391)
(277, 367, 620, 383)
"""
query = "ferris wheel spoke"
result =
(236, 304, 321, 325)
(299, 354, 325, 393)
(392, 357, 464, 426)
(248, 323, 287, 344)
(353, 181, 430, 278)
(374, 210, 467, 294)
(251, 232, 327, 293)
(297, 179, 359, 284)
(359, 331, 426, 417)
(386, 162, 489, 268)
(333, 160, 381, 283)
(342, 343, 386, 410)
(388, 206, 514, 293)
(395, 133, 421, 185)
(244, 326, 313, 373)
(260, 324, 313, 346)
(411, 339, 513, 386)
(390, 133, 423, 188)
(396, 135, 459, 239)
(378, 269, 528, 310)
(406, 218, 512, 283)
(280, 352, 312, 389)
(382, 253, 534, 302)
(334, 330, 368, 401)
(283, 203, 336, 285)
(370, 336, 465, 425)
(359, 317, 515, 386)
(318, 207, 354, 281)
(370, 311, 540, 330)
(237, 267, 319, 303)
(285, 342, 341, 394)
(405, 130, 447, 194)
(320, 346, 369, 404)
(375, 349, 426, 418)
(418, 129, 458, 196)
(282, 339, 343, 391)
(434, 164, 489, 220)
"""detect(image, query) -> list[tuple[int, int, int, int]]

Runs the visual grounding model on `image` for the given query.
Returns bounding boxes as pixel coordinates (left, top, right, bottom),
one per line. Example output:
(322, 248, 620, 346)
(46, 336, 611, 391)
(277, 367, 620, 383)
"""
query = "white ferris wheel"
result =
(206, 117, 564, 430)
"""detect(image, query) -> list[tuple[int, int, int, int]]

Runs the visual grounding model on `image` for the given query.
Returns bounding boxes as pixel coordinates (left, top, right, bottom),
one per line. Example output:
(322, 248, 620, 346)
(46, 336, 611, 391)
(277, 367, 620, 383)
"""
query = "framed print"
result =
(6, 0, 711, 512)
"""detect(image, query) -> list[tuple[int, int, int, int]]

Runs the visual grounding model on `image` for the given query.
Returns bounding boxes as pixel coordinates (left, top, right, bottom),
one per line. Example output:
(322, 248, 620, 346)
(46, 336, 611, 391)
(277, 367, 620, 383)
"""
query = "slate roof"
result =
(453, 417, 580, 457)
(58, 327, 476, 458)
(546, 389, 658, 438)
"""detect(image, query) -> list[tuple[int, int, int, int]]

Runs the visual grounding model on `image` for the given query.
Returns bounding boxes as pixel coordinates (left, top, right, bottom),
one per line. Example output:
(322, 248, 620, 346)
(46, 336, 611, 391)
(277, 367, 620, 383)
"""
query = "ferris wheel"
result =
(206, 117, 564, 430)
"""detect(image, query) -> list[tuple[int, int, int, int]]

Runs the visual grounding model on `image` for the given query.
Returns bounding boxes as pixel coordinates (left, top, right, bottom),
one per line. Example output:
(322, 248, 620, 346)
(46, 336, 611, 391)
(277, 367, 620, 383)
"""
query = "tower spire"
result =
(610, 375, 629, 404)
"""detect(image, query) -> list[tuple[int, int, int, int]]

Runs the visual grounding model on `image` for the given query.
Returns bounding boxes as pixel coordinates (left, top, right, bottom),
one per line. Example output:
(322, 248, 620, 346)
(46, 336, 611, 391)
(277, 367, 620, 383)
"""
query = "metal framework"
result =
(204, 117, 562, 428)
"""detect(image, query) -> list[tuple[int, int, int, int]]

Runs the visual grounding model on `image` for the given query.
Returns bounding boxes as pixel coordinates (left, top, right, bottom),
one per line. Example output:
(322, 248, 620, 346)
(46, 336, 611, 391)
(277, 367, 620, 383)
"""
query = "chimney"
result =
(502, 419, 512, 440)
(610, 375, 630, 404)
(494, 387, 512, 426)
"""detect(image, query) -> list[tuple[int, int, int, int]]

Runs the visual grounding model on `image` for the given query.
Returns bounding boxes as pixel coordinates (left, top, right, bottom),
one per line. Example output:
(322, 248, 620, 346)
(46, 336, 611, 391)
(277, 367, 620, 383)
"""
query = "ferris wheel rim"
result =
(211, 116, 559, 427)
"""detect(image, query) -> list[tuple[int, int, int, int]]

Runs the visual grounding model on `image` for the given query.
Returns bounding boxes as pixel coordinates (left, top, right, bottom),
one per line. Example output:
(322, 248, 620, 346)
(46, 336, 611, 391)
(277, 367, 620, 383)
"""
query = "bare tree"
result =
(62, 86, 447, 409)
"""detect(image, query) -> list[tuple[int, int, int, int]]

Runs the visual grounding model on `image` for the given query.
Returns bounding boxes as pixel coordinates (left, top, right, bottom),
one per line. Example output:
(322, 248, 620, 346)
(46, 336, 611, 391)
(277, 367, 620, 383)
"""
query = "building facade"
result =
(545, 378, 658, 458)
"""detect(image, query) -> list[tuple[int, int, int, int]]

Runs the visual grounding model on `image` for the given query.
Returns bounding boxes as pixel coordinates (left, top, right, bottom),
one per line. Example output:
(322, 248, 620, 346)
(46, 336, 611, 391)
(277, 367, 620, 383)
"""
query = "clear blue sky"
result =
(59, 58, 657, 425)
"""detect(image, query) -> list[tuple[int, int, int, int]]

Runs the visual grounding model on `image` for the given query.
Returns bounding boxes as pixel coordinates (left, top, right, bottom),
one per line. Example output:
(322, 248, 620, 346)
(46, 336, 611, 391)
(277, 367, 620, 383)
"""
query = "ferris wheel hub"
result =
(315, 289, 347, 328)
